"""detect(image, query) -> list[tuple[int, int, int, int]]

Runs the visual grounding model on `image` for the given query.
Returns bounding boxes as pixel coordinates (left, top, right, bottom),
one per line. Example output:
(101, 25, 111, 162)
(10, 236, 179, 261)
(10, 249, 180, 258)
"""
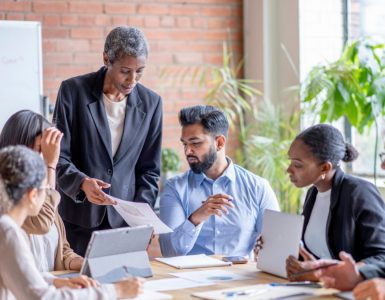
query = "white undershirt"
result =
(304, 189, 332, 259)
(29, 223, 59, 272)
(103, 94, 127, 157)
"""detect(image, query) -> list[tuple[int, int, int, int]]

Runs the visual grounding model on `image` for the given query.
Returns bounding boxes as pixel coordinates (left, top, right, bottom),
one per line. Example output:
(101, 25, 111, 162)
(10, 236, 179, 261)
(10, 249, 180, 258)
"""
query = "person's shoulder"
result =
(165, 171, 189, 188)
(61, 68, 101, 88)
(341, 173, 376, 190)
(233, 164, 269, 185)
(136, 83, 161, 101)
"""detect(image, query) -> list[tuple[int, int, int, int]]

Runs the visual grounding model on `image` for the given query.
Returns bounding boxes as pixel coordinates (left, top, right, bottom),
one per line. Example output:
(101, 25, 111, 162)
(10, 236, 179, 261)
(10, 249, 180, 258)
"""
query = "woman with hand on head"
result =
(0, 145, 143, 299)
(285, 124, 385, 281)
(0, 110, 82, 272)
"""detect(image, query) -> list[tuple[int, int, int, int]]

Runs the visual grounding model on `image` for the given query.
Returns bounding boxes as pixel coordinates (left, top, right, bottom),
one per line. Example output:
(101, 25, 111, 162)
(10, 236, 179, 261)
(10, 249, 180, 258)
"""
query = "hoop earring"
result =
(321, 173, 326, 180)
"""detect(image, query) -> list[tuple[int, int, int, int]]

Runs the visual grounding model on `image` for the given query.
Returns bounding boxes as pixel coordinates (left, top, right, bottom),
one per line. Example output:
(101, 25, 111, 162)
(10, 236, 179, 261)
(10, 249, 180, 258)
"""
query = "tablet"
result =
(80, 225, 154, 283)
(257, 209, 304, 278)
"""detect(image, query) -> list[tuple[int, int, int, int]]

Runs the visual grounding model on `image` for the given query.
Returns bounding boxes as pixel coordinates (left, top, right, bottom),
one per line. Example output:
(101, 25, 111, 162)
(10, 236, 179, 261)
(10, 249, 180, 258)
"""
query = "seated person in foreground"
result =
(0, 110, 82, 271)
(284, 124, 385, 281)
(159, 105, 279, 257)
(0, 146, 143, 299)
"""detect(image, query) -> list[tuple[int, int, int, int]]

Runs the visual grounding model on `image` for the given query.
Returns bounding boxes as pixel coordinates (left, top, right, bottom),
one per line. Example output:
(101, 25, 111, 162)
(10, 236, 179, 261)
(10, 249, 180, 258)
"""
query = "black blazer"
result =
(53, 67, 162, 228)
(302, 167, 385, 264)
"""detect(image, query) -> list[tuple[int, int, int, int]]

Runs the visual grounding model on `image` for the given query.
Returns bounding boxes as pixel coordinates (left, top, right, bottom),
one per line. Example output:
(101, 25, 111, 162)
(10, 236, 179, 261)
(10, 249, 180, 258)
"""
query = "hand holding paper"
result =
(112, 197, 173, 234)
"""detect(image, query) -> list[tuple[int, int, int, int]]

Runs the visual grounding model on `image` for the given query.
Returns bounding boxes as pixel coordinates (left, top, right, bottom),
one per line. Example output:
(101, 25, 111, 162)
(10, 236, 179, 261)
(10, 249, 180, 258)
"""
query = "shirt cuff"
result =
(181, 219, 203, 238)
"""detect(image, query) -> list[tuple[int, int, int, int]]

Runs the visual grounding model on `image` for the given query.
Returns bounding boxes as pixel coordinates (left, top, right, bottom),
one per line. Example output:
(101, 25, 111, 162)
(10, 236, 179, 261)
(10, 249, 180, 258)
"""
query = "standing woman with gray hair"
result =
(53, 26, 163, 255)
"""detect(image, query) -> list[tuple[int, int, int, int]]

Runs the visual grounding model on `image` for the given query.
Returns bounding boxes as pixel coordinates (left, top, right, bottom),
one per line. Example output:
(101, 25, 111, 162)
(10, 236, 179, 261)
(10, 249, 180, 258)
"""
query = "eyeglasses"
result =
(379, 152, 385, 164)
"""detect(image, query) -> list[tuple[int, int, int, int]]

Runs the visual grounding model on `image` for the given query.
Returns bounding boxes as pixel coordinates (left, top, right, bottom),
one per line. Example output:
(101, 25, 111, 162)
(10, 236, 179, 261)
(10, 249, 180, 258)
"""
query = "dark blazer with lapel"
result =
(53, 67, 162, 228)
(302, 167, 385, 264)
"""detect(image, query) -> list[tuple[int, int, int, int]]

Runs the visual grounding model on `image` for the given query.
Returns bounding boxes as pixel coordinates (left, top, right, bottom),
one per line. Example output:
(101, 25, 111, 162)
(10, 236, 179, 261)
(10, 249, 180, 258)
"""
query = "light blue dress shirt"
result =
(159, 159, 280, 257)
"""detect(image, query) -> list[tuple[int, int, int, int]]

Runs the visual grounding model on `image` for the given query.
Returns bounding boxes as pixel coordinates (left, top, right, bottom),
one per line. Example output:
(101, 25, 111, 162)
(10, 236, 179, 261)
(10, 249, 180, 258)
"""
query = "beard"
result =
(188, 145, 217, 174)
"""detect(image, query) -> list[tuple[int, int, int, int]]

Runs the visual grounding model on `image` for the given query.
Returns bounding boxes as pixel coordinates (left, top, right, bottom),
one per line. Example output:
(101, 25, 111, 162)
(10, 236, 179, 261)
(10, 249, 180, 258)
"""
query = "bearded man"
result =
(159, 105, 279, 257)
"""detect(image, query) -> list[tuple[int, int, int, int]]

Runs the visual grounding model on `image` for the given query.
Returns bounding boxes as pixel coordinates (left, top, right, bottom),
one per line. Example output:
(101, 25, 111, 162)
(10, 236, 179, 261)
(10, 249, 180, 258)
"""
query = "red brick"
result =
(176, 16, 191, 28)
(94, 15, 111, 26)
(169, 5, 201, 16)
(201, 6, 231, 17)
(55, 65, 94, 79)
(71, 28, 103, 39)
(45, 53, 73, 65)
(169, 30, 201, 40)
(104, 3, 136, 15)
(43, 65, 56, 78)
(160, 16, 175, 27)
(44, 15, 61, 26)
(5, 13, 24, 20)
(111, 16, 129, 26)
(137, 4, 169, 15)
(61, 14, 78, 26)
(69, 2, 103, 14)
(173, 52, 203, 64)
(203, 30, 229, 41)
(73, 53, 100, 65)
(43, 27, 69, 39)
(144, 16, 160, 28)
(0, 1, 31, 12)
(0, 13, 5, 20)
(90, 39, 105, 52)
(44, 78, 63, 90)
(147, 53, 173, 64)
(144, 30, 170, 40)
(192, 17, 207, 28)
(33, 2, 68, 13)
(78, 15, 95, 26)
(43, 40, 56, 52)
(24, 14, 43, 21)
(207, 18, 227, 29)
(127, 15, 144, 27)
(56, 40, 90, 52)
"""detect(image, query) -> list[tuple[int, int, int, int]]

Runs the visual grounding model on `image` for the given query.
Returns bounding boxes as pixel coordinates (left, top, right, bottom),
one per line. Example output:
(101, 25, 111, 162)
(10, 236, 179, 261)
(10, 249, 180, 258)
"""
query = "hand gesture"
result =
(53, 275, 99, 289)
(317, 251, 363, 291)
(189, 194, 234, 225)
(114, 277, 144, 299)
(40, 127, 63, 168)
(286, 246, 319, 281)
(353, 278, 385, 300)
(254, 235, 264, 262)
(81, 177, 117, 205)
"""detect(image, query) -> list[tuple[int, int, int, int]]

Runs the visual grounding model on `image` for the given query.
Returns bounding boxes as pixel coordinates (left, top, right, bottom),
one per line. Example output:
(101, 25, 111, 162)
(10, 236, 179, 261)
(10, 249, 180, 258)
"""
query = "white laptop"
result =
(257, 209, 304, 278)
(80, 225, 154, 283)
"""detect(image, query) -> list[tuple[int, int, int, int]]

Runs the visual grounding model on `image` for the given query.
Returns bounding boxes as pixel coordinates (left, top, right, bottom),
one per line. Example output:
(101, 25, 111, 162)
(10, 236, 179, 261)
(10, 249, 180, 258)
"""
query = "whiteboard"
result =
(0, 21, 43, 129)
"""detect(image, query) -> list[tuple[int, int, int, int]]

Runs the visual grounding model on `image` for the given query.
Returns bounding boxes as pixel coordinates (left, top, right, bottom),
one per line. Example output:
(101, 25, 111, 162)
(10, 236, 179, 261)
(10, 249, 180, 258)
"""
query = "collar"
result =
(192, 157, 236, 185)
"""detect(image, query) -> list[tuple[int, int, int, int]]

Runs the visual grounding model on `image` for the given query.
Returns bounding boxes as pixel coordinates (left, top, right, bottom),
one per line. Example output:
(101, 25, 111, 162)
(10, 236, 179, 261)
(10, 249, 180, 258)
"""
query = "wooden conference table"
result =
(54, 259, 340, 299)
(147, 259, 339, 299)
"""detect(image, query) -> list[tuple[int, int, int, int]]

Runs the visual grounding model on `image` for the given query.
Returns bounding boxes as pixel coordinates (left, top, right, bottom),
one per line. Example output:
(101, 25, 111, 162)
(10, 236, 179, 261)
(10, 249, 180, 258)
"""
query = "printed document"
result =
(112, 197, 172, 234)
(155, 254, 231, 269)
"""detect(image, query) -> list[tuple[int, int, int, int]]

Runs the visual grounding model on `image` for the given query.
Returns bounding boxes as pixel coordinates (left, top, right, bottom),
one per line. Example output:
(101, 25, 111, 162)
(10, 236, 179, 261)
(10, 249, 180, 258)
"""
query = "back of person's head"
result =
(104, 26, 149, 63)
(0, 110, 51, 149)
(0, 145, 46, 215)
(296, 124, 359, 168)
(178, 105, 229, 138)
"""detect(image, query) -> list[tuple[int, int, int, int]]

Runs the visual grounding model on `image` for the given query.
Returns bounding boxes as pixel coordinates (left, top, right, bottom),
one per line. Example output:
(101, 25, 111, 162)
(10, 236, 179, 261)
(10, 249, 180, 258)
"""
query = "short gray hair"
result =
(104, 26, 149, 63)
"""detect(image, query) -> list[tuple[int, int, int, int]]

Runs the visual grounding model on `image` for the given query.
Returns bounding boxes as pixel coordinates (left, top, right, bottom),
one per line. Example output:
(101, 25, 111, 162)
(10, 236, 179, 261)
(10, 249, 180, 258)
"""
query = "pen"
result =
(290, 261, 340, 278)
(270, 281, 322, 288)
(223, 288, 268, 297)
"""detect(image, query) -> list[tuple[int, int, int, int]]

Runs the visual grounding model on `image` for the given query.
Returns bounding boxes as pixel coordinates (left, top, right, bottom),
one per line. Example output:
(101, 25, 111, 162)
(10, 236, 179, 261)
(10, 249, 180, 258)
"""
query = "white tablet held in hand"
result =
(257, 209, 304, 278)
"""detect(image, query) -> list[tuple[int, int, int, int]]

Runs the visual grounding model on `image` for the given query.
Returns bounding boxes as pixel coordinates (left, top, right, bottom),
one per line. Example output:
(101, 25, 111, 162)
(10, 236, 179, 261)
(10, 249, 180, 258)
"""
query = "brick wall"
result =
(0, 0, 243, 166)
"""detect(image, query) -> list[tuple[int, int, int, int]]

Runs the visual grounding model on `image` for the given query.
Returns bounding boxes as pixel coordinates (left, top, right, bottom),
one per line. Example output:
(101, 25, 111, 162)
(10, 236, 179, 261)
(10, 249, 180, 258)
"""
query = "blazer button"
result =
(107, 169, 112, 175)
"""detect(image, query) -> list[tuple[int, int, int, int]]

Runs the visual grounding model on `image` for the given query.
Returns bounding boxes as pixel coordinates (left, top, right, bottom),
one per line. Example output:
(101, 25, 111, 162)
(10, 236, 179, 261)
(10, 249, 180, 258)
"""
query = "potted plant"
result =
(302, 38, 385, 181)
(160, 148, 181, 191)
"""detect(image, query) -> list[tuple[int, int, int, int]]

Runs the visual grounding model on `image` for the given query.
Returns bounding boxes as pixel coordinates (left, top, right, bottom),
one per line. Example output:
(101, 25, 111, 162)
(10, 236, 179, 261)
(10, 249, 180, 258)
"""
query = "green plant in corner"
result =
(161, 148, 181, 175)
(244, 99, 303, 213)
(302, 39, 385, 181)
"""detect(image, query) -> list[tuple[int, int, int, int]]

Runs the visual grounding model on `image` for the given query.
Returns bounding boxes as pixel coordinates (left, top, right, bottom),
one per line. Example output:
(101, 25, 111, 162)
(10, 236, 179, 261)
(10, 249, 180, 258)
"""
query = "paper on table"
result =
(192, 284, 322, 300)
(169, 270, 253, 283)
(126, 289, 172, 300)
(144, 278, 212, 291)
(155, 254, 231, 269)
(112, 197, 172, 234)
